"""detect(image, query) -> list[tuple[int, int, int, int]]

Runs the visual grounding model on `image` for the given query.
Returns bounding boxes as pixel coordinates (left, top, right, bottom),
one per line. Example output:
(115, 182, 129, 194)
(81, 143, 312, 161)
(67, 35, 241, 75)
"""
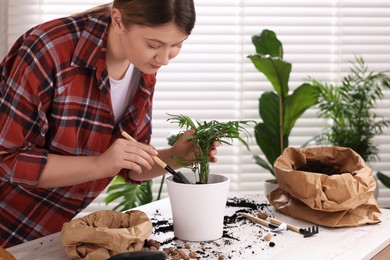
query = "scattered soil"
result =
(298, 159, 349, 176)
(148, 196, 276, 259)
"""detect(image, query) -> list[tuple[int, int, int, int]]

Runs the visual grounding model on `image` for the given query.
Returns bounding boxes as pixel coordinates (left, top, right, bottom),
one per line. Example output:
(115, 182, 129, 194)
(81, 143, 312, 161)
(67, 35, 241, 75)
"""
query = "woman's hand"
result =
(171, 130, 220, 164)
(96, 138, 158, 178)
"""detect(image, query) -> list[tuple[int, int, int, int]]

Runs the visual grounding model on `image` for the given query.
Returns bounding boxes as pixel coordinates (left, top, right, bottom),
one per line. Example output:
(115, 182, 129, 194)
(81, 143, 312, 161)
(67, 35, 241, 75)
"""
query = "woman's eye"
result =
(148, 43, 160, 49)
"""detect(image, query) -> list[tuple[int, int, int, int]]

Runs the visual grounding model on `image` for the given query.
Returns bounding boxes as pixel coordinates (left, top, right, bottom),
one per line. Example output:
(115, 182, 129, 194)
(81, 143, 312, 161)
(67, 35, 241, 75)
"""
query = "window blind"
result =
(3, 0, 390, 214)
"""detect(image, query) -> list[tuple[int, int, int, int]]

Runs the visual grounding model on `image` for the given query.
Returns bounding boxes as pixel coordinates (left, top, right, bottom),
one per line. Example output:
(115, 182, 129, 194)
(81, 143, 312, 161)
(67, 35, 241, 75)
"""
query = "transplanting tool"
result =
(121, 131, 192, 184)
(269, 217, 319, 238)
(241, 213, 287, 232)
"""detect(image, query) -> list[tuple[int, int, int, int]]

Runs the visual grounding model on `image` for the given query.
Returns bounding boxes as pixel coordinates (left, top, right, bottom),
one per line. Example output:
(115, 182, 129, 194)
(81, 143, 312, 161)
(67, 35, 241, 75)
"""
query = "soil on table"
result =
(297, 159, 349, 176)
(148, 196, 275, 259)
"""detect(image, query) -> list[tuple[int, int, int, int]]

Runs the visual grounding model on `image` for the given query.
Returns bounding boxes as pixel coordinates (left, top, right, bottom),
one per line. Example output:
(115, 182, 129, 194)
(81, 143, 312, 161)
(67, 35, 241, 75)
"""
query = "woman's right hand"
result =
(95, 138, 158, 178)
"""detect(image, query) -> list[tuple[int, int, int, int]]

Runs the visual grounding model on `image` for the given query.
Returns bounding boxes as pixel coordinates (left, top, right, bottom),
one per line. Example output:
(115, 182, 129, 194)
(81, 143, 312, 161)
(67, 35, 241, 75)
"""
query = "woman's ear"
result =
(111, 8, 124, 33)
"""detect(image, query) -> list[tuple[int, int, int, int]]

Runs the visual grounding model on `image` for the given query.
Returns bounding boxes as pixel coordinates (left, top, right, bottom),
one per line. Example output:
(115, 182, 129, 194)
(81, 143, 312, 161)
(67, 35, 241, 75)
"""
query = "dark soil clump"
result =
(298, 159, 348, 176)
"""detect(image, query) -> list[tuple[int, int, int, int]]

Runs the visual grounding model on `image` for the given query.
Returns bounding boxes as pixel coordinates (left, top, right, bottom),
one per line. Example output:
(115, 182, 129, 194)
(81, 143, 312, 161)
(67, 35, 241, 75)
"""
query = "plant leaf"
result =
(284, 83, 320, 135)
(251, 29, 283, 58)
(259, 91, 279, 127)
(254, 123, 284, 171)
(377, 171, 390, 188)
(253, 155, 274, 175)
(105, 180, 153, 211)
(248, 54, 291, 97)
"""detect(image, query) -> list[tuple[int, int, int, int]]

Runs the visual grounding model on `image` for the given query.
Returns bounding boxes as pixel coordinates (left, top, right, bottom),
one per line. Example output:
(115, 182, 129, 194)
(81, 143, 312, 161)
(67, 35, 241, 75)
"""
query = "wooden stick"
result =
(241, 213, 279, 229)
(269, 218, 301, 233)
(121, 131, 166, 168)
(121, 131, 192, 184)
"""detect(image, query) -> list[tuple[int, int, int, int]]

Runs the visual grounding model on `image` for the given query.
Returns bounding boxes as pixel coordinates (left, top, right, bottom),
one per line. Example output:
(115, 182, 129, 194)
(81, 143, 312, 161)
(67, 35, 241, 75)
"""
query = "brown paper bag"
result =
(0, 246, 16, 260)
(61, 210, 153, 260)
(268, 146, 382, 227)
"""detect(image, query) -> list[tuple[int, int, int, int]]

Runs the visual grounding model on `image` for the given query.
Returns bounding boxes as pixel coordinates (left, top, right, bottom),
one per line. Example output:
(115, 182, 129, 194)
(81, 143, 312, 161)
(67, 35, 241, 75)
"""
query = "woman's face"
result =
(112, 12, 189, 74)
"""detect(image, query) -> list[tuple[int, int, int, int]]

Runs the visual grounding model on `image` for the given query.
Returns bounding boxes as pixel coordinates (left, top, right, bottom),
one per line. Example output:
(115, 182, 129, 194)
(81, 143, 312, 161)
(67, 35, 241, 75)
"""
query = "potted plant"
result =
(309, 56, 390, 198)
(247, 29, 319, 193)
(104, 114, 252, 212)
(165, 114, 253, 241)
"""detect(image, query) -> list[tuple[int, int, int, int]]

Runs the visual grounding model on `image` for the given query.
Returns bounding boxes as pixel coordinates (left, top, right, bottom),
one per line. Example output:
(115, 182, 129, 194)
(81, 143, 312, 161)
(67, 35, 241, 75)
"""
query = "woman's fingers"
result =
(97, 138, 158, 177)
(124, 140, 157, 166)
(208, 140, 220, 162)
(120, 139, 159, 173)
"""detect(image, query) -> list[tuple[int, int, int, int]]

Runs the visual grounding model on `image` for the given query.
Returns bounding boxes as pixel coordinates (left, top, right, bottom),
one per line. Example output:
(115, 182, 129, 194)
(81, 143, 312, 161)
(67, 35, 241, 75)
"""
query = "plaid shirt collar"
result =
(71, 13, 110, 89)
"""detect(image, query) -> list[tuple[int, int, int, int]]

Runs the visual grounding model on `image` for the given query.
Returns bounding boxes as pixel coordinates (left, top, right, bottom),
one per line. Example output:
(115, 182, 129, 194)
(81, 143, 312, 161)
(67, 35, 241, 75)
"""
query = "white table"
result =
(7, 193, 390, 260)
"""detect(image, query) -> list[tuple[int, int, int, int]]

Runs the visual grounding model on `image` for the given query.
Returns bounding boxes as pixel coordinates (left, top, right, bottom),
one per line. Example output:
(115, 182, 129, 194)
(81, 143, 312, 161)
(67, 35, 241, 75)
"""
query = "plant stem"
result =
(199, 160, 210, 184)
(279, 95, 284, 152)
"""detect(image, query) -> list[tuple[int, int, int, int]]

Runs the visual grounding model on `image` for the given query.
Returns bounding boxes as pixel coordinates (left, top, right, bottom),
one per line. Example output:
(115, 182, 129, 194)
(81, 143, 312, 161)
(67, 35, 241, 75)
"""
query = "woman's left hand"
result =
(172, 129, 220, 163)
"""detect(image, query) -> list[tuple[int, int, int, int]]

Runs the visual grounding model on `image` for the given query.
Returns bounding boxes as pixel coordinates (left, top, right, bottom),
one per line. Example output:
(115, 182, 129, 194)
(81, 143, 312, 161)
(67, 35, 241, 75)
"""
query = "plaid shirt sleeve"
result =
(0, 13, 157, 248)
(0, 13, 157, 187)
(0, 27, 54, 186)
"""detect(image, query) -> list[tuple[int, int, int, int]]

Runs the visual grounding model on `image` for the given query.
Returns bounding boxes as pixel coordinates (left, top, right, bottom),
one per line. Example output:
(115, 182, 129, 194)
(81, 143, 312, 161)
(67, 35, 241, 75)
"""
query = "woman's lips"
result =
(150, 64, 161, 69)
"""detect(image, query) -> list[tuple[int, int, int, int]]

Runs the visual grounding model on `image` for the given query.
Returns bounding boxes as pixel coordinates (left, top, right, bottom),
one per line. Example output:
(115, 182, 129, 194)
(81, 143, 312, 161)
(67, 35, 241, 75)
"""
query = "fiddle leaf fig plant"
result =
(167, 114, 254, 184)
(248, 29, 320, 176)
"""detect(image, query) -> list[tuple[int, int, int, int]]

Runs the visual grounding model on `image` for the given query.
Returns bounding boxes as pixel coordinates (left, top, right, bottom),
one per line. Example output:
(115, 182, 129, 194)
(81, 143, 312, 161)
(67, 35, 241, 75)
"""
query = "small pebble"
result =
(269, 242, 276, 247)
(257, 212, 268, 220)
(263, 233, 272, 241)
(189, 251, 197, 259)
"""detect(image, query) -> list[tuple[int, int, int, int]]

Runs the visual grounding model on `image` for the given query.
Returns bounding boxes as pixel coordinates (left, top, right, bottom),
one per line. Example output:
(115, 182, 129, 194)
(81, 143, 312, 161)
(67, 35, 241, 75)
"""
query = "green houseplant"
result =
(167, 114, 253, 184)
(105, 176, 154, 211)
(165, 114, 253, 241)
(105, 114, 253, 211)
(309, 56, 390, 193)
(248, 29, 319, 178)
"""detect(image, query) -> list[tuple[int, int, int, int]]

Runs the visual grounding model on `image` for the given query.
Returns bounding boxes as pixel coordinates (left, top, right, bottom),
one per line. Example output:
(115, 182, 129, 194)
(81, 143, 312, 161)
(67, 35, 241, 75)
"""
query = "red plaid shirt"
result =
(0, 12, 156, 248)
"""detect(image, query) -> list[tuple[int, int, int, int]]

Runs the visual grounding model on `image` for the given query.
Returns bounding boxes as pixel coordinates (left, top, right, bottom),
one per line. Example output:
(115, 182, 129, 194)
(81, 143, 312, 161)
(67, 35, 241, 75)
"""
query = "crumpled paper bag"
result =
(268, 146, 382, 227)
(61, 210, 153, 260)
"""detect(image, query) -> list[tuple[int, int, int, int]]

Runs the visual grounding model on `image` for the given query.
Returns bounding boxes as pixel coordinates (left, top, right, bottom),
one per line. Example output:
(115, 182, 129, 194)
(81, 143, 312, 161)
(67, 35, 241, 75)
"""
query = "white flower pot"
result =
(166, 172, 230, 241)
(264, 178, 278, 196)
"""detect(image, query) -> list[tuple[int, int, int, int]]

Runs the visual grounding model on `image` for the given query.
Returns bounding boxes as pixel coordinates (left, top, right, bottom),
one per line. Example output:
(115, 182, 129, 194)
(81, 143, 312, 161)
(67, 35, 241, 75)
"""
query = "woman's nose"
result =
(155, 48, 170, 65)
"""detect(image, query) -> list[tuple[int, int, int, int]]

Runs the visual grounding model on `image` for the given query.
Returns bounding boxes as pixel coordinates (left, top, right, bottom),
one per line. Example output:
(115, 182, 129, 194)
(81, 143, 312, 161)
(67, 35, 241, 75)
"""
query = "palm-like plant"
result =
(310, 56, 390, 188)
(167, 114, 253, 184)
(105, 115, 253, 210)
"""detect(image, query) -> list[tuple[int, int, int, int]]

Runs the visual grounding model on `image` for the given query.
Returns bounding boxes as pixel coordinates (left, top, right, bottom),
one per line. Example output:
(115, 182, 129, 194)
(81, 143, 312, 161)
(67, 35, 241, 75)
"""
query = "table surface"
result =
(7, 192, 390, 260)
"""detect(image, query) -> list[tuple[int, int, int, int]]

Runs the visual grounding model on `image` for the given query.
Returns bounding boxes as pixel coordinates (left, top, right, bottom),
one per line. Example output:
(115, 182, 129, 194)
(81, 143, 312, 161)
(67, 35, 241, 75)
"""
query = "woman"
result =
(0, 0, 218, 248)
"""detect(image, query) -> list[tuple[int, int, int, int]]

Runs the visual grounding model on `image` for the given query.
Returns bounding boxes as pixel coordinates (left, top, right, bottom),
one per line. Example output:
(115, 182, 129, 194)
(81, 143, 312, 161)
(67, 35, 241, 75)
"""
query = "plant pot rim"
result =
(166, 173, 230, 185)
(265, 178, 277, 184)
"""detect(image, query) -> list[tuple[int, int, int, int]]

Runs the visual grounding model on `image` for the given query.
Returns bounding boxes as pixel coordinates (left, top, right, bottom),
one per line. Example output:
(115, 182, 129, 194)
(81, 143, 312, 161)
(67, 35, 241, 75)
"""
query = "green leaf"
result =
(105, 180, 153, 211)
(251, 29, 283, 58)
(284, 83, 320, 135)
(166, 114, 254, 184)
(254, 123, 283, 171)
(377, 171, 390, 188)
(253, 155, 274, 175)
(248, 54, 291, 97)
(259, 91, 279, 127)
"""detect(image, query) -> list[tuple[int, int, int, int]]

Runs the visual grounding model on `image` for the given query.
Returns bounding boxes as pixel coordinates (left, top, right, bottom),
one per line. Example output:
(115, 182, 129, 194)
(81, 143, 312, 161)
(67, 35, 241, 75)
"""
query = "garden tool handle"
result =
(121, 131, 192, 184)
(242, 213, 279, 229)
(270, 218, 300, 233)
(121, 131, 167, 168)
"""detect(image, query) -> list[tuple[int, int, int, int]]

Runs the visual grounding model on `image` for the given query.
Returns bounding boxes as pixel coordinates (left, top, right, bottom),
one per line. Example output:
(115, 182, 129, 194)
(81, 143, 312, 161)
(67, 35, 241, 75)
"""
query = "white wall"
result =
(0, 0, 7, 59)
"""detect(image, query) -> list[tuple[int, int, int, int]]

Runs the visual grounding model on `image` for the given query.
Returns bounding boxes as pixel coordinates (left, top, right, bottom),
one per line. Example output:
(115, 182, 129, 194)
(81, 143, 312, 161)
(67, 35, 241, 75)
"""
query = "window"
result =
(2, 0, 390, 213)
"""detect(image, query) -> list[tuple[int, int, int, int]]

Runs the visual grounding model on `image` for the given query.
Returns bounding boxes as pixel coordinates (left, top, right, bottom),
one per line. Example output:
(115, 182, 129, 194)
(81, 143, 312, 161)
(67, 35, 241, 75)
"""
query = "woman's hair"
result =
(77, 0, 195, 35)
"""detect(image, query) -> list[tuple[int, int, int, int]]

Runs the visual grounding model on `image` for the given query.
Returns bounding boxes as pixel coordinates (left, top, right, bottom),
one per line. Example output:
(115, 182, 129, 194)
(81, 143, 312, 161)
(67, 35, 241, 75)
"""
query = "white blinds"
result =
(3, 0, 390, 211)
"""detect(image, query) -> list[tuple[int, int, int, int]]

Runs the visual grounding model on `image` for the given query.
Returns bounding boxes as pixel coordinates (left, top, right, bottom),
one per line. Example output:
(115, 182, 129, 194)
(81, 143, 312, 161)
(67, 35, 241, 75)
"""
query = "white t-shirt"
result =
(109, 64, 139, 124)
